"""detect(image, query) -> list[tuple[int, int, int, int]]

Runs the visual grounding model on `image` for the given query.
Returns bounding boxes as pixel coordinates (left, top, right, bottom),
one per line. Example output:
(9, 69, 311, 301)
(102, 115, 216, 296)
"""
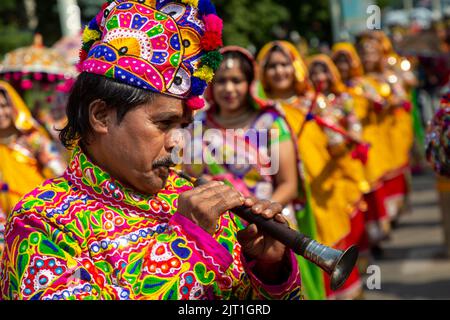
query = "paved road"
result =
(363, 171, 450, 300)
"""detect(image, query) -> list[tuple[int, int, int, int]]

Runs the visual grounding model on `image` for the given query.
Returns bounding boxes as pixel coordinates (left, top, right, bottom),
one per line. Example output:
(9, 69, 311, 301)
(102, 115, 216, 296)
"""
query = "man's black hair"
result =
(59, 72, 155, 149)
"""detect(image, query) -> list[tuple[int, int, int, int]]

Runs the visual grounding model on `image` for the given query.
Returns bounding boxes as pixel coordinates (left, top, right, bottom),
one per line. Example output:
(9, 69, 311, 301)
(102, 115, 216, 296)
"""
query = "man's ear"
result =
(89, 99, 112, 134)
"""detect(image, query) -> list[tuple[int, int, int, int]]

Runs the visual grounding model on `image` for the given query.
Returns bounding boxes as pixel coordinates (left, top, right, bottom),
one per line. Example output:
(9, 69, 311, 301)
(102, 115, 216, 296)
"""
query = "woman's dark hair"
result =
(221, 51, 254, 84)
(309, 61, 329, 74)
(59, 72, 154, 149)
(263, 45, 290, 71)
(0, 88, 8, 103)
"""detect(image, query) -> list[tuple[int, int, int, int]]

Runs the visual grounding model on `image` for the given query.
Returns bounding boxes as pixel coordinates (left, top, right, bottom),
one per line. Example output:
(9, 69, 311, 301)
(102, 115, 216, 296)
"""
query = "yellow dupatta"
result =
(255, 42, 334, 300)
(356, 32, 413, 177)
(332, 43, 392, 188)
(331, 42, 367, 118)
(379, 33, 414, 173)
(307, 54, 369, 225)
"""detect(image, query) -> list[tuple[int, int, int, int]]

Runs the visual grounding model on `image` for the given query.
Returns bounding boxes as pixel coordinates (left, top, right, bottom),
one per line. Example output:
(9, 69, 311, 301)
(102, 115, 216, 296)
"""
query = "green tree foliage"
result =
(78, 0, 104, 22)
(3, 0, 405, 59)
(215, 0, 290, 49)
(0, 0, 32, 58)
(0, 0, 62, 58)
(35, 0, 62, 46)
(280, 0, 332, 46)
(215, 0, 334, 50)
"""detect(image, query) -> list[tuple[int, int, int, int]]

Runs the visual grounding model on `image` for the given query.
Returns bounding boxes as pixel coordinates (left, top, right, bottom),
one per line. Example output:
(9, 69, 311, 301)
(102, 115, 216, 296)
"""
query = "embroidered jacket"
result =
(0, 146, 302, 300)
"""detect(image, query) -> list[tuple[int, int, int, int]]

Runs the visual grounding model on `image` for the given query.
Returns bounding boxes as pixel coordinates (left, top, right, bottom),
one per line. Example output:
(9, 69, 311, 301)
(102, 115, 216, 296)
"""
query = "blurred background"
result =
(1, 0, 449, 54)
(0, 0, 449, 300)
(1, 1, 448, 119)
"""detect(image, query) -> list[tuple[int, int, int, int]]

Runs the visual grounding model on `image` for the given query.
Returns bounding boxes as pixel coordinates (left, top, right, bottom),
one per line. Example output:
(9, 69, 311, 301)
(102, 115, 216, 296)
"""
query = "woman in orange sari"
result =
(256, 42, 365, 299)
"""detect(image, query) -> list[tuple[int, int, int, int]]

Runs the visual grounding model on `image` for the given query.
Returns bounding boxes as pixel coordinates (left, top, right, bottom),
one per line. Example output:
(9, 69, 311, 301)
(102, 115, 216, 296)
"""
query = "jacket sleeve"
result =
(223, 213, 303, 300)
(1, 206, 302, 300)
(0, 209, 132, 300)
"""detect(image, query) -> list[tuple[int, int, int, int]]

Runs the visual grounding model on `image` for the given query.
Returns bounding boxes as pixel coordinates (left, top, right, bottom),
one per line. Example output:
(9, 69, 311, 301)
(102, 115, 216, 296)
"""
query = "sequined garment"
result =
(426, 89, 450, 177)
(0, 146, 302, 300)
(187, 107, 291, 199)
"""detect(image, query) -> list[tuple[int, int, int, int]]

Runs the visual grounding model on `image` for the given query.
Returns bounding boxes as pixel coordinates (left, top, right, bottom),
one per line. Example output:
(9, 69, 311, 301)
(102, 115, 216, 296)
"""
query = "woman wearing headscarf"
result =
(185, 46, 325, 300)
(308, 54, 370, 299)
(332, 42, 391, 263)
(256, 42, 364, 299)
(356, 31, 414, 239)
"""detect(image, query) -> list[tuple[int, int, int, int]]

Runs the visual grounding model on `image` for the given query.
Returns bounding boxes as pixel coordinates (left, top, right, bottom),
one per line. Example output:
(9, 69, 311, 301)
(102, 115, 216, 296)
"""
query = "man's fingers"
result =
(244, 196, 258, 207)
(237, 224, 259, 243)
(211, 189, 245, 215)
(261, 202, 283, 219)
(237, 224, 266, 258)
(196, 183, 237, 199)
(191, 185, 244, 217)
(193, 180, 224, 193)
(274, 213, 287, 224)
(197, 185, 244, 209)
(250, 199, 272, 215)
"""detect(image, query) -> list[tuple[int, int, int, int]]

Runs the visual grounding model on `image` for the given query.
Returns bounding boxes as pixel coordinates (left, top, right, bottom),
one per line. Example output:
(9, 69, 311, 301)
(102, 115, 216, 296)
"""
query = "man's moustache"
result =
(152, 156, 175, 169)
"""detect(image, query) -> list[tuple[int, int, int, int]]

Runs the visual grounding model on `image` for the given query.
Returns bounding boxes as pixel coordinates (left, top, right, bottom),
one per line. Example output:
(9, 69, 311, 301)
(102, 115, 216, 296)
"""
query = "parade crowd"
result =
(0, 0, 449, 300)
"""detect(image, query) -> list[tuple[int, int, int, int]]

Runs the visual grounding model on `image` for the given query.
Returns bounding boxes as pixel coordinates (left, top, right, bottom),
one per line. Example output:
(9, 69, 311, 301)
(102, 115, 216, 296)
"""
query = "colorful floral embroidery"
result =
(0, 146, 301, 300)
(79, 0, 224, 109)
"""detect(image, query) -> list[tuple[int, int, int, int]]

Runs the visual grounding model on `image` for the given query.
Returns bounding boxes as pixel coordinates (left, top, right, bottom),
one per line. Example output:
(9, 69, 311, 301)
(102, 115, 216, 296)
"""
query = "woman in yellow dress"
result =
(379, 32, 415, 220)
(331, 42, 393, 257)
(0, 81, 66, 218)
(256, 42, 365, 299)
(356, 31, 414, 235)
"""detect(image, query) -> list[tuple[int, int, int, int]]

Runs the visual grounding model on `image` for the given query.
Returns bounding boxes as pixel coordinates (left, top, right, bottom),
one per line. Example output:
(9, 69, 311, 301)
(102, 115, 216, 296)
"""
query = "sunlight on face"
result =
(334, 53, 351, 81)
(96, 94, 192, 195)
(213, 58, 250, 115)
(0, 92, 13, 130)
(309, 62, 331, 92)
(360, 40, 382, 73)
(264, 50, 295, 94)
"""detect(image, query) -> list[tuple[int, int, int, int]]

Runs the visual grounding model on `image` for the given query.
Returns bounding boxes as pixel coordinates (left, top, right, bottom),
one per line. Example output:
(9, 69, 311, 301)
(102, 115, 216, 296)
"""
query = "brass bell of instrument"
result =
(303, 241, 359, 291)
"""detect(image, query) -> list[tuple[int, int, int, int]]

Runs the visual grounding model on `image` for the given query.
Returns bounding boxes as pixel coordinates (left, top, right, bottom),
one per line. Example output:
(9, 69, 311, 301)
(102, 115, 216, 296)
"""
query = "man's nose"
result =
(165, 128, 184, 152)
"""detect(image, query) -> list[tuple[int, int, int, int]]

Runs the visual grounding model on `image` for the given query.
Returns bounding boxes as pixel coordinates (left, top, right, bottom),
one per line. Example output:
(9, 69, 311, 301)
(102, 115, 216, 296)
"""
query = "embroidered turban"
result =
(78, 0, 223, 110)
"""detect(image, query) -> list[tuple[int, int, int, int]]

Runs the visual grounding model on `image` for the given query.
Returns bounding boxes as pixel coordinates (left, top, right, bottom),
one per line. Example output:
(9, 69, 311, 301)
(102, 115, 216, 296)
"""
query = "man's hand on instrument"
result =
(177, 181, 244, 235)
(178, 185, 290, 284)
(236, 197, 287, 263)
(237, 197, 290, 284)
